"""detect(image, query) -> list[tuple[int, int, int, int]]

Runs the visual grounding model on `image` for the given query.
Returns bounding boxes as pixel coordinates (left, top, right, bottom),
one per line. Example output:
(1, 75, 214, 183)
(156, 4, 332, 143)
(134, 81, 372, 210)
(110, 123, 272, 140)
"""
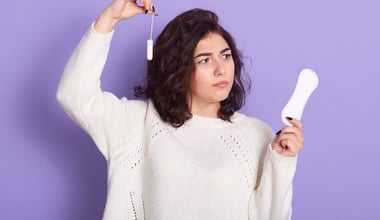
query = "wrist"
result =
(94, 8, 120, 33)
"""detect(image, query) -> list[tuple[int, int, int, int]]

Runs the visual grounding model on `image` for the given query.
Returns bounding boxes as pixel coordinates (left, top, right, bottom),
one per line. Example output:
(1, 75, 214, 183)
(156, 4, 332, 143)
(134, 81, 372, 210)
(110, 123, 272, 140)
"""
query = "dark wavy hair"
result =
(135, 8, 250, 127)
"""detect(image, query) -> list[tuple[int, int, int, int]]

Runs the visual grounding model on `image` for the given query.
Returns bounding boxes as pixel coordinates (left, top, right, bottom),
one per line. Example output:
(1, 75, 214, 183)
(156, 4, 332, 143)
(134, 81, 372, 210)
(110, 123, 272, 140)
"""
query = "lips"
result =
(213, 80, 229, 88)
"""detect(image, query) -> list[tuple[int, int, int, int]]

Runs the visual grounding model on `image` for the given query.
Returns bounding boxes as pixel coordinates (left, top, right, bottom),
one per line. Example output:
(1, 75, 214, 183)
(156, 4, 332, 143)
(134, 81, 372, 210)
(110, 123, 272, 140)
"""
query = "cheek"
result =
(191, 77, 205, 92)
(229, 64, 235, 79)
(190, 73, 203, 93)
(192, 70, 210, 88)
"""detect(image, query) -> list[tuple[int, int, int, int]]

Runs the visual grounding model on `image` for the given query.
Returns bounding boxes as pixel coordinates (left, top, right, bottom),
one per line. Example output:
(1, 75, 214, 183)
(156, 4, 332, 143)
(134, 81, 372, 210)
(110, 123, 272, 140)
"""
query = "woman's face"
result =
(190, 32, 235, 112)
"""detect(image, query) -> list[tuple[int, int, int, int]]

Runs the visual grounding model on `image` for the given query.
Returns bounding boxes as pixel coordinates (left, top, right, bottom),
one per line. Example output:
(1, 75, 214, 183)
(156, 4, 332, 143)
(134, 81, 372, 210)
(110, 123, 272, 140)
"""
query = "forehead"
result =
(194, 33, 229, 53)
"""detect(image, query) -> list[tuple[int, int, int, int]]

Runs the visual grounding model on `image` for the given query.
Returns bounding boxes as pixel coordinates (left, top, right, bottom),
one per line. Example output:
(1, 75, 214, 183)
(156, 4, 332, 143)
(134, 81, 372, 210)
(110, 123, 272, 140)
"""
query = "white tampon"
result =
(281, 68, 319, 126)
(147, 14, 154, 60)
(147, 39, 153, 60)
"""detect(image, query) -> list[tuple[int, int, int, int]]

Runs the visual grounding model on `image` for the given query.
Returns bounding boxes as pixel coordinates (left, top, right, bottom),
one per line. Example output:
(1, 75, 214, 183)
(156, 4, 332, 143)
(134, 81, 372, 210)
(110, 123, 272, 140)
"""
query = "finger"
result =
(152, 5, 156, 13)
(286, 117, 303, 130)
(281, 125, 300, 134)
(281, 140, 300, 156)
(147, 1, 153, 11)
(276, 125, 303, 141)
(280, 139, 300, 156)
(278, 133, 303, 147)
(123, 0, 146, 15)
(141, 0, 154, 11)
(273, 133, 296, 148)
(280, 126, 303, 143)
(139, 7, 148, 15)
(137, 0, 147, 13)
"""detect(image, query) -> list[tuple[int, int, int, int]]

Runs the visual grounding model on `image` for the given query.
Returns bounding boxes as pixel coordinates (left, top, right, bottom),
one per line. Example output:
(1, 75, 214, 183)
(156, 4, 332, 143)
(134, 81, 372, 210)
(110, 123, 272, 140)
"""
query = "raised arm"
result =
(56, 0, 156, 158)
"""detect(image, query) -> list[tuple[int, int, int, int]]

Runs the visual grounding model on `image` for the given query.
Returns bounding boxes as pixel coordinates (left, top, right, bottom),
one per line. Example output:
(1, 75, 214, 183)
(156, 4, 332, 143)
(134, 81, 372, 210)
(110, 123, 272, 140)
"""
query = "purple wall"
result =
(1, 0, 379, 219)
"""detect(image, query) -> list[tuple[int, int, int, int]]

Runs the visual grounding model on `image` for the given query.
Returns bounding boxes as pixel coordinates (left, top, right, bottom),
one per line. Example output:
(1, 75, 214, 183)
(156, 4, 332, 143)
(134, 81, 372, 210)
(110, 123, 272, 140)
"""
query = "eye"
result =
(222, 53, 232, 60)
(198, 58, 209, 64)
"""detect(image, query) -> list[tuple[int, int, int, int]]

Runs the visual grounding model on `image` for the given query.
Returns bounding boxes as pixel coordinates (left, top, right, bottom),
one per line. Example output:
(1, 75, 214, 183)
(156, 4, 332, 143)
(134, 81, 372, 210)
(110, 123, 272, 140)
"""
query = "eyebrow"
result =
(194, 48, 231, 59)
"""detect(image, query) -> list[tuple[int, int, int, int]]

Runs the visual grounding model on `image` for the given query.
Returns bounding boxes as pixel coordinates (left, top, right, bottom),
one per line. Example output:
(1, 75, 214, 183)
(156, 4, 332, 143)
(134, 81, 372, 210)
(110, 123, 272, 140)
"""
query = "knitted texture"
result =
(57, 24, 297, 220)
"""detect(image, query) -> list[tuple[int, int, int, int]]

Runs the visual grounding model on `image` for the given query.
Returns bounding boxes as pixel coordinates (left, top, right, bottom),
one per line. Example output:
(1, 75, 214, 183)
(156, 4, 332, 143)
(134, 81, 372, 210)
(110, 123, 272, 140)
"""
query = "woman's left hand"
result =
(272, 117, 304, 157)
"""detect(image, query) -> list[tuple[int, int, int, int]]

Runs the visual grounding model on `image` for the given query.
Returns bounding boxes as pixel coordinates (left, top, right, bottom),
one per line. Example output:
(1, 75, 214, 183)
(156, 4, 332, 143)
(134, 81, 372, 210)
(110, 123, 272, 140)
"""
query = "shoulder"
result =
(231, 112, 274, 141)
(232, 112, 273, 133)
(123, 98, 149, 112)
(102, 95, 148, 116)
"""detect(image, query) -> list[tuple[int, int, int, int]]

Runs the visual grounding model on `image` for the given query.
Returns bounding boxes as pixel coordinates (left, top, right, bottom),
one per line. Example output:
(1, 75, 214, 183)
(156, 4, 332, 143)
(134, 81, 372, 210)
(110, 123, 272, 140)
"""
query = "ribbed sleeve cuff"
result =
(91, 21, 114, 34)
(82, 22, 115, 47)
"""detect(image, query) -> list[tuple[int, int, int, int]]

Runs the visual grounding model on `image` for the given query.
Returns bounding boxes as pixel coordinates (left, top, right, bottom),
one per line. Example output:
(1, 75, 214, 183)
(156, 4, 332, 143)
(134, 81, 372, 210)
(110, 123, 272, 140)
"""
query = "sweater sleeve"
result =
(249, 130, 297, 220)
(56, 23, 147, 160)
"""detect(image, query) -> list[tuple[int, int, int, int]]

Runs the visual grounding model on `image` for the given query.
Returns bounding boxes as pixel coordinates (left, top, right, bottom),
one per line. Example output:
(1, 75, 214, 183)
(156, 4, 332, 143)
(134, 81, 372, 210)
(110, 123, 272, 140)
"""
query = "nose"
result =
(214, 59, 226, 77)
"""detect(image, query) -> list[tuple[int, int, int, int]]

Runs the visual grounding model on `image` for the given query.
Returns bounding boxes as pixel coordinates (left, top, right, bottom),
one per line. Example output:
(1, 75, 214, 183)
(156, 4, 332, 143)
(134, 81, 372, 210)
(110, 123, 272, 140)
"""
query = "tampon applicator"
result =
(147, 13, 154, 60)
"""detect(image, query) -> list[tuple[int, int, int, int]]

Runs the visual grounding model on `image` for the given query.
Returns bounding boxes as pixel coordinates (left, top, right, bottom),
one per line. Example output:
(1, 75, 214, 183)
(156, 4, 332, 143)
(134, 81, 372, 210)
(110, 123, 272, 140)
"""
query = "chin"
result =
(216, 93, 230, 102)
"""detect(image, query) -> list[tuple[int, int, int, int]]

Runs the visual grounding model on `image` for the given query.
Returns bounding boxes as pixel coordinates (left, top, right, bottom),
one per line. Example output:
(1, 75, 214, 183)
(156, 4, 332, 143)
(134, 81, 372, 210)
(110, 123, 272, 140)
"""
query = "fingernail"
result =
(152, 6, 156, 13)
(286, 116, 293, 120)
(276, 130, 281, 135)
(145, 9, 148, 14)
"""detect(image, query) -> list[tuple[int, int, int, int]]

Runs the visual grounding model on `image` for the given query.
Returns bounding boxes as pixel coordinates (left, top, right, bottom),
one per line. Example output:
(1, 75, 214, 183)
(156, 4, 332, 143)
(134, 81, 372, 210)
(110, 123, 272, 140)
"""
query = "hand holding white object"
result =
(272, 68, 318, 157)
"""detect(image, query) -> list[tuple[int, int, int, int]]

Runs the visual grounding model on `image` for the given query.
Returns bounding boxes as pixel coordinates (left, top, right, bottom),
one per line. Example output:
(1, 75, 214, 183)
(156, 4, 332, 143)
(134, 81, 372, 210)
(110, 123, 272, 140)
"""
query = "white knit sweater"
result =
(57, 24, 297, 220)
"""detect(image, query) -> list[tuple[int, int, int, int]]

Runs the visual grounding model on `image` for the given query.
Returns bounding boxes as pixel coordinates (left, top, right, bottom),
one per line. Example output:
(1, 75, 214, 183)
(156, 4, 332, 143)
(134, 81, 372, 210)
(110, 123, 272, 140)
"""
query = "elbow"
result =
(56, 84, 73, 111)
(56, 87, 63, 104)
(56, 86, 66, 106)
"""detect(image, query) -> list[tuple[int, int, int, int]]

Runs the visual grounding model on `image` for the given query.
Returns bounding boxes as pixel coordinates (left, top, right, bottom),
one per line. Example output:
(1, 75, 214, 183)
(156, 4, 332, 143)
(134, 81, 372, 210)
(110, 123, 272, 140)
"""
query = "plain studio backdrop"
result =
(1, 0, 379, 219)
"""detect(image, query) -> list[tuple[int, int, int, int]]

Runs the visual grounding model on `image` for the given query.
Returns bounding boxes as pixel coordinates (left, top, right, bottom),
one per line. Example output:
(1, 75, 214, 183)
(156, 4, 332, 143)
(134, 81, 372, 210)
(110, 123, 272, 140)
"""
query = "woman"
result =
(57, 0, 304, 219)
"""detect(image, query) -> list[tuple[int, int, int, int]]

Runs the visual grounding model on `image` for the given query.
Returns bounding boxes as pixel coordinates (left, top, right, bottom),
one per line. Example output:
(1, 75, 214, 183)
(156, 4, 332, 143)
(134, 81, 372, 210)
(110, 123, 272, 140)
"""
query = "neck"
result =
(190, 101, 221, 118)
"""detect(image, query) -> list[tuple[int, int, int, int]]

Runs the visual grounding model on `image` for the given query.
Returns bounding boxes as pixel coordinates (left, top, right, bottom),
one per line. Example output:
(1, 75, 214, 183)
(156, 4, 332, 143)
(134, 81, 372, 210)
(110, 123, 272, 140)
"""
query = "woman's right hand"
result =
(94, 0, 156, 33)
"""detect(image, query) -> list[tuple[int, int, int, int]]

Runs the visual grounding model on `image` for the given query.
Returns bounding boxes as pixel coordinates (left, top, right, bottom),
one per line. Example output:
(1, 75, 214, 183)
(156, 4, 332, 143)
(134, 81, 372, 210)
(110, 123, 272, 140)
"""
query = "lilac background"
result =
(1, 0, 379, 219)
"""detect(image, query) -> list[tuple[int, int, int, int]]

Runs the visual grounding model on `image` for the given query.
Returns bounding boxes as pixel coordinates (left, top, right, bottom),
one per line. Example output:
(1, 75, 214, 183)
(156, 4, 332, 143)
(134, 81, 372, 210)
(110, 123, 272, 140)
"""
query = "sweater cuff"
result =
(267, 144, 298, 169)
(91, 21, 115, 35)
(80, 22, 114, 48)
